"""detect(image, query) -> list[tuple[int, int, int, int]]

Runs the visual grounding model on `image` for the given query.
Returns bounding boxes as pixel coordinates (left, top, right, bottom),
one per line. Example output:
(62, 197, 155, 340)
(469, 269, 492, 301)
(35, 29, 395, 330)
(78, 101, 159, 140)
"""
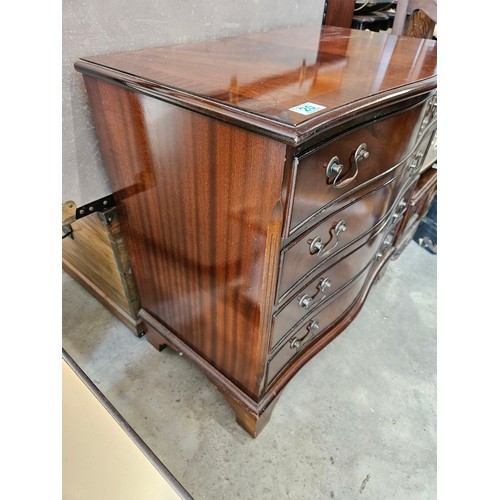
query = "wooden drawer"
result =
(287, 100, 428, 235)
(419, 122, 437, 172)
(271, 217, 394, 349)
(267, 262, 373, 386)
(418, 92, 437, 138)
(277, 176, 406, 302)
(393, 167, 437, 258)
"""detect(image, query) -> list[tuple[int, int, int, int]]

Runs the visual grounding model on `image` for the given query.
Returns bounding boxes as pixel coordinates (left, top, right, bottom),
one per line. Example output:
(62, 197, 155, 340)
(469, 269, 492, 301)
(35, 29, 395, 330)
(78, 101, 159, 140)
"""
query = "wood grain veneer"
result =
(82, 78, 286, 399)
(75, 26, 436, 143)
(75, 26, 437, 437)
(324, 0, 356, 28)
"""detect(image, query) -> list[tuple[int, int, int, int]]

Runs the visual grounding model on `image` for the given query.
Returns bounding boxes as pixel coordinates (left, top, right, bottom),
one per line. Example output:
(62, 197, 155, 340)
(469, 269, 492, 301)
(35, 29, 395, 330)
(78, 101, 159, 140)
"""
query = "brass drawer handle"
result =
(308, 220, 347, 257)
(376, 236, 394, 260)
(392, 200, 407, 222)
(409, 151, 424, 170)
(289, 320, 320, 350)
(297, 277, 331, 310)
(326, 143, 369, 189)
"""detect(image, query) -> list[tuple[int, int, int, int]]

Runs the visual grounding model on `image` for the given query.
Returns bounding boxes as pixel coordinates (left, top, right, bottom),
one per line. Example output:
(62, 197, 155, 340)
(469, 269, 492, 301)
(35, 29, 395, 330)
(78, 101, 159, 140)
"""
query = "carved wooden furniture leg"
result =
(146, 317, 280, 437)
(221, 392, 282, 438)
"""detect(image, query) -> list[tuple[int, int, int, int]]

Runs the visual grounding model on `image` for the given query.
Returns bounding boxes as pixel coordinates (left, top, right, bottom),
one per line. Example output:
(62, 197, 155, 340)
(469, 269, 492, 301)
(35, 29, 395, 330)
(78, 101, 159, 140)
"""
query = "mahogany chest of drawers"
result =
(75, 26, 437, 437)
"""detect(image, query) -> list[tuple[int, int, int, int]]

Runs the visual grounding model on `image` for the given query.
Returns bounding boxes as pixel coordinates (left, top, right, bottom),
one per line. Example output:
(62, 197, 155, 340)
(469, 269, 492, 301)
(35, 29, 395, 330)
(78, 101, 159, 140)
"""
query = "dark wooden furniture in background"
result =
(392, 0, 437, 252)
(324, 0, 356, 27)
(75, 26, 437, 437)
(327, 1, 437, 39)
(392, 0, 437, 38)
(349, 1, 395, 32)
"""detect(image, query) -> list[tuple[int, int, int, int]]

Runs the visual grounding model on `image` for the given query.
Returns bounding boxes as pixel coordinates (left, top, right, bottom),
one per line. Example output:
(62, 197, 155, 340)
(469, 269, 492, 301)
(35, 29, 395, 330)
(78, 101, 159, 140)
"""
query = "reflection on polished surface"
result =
(81, 26, 437, 126)
(279, 181, 398, 300)
(76, 26, 437, 435)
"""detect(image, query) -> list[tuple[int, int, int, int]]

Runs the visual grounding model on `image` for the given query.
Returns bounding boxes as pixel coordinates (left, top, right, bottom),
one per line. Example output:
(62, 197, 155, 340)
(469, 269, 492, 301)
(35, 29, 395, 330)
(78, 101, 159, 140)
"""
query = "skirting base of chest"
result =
(140, 247, 394, 437)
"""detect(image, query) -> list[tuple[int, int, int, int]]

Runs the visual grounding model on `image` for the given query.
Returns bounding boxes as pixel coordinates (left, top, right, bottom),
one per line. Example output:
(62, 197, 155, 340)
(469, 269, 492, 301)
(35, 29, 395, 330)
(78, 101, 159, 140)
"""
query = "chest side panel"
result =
(83, 76, 287, 399)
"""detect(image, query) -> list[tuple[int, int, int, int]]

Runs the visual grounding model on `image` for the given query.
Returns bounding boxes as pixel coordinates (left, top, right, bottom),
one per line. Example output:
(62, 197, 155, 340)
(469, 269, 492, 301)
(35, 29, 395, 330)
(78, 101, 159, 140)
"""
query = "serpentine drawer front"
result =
(287, 101, 428, 236)
(267, 262, 375, 386)
(270, 200, 405, 350)
(277, 177, 411, 301)
(75, 26, 437, 437)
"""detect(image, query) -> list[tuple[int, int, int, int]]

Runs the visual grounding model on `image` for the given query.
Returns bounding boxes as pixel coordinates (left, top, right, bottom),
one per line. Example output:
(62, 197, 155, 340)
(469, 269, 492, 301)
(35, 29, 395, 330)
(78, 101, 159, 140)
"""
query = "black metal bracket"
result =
(62, 195, 116, 240)
(62, 224, 74, 240)
(75, 194, 116, 220)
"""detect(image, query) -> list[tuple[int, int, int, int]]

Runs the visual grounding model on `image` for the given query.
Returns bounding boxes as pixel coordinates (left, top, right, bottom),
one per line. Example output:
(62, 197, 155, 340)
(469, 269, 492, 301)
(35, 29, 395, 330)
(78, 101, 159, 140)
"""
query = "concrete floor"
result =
(62, 240, 436, 500)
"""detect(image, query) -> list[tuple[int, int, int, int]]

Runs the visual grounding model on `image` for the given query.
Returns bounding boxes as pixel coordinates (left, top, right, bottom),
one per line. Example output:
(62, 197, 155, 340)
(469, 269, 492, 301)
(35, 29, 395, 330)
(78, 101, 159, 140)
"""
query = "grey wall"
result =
(63, 0, 325, 204)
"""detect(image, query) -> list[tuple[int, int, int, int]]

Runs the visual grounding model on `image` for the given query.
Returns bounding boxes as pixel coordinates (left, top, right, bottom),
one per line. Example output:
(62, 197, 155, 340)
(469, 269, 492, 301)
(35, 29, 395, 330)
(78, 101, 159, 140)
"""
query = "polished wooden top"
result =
(76, 26, 437, 143)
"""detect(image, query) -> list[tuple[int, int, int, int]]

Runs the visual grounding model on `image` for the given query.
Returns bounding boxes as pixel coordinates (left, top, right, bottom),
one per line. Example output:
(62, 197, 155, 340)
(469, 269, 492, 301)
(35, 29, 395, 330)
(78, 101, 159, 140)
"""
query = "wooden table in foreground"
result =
(75, 26, 437, 437)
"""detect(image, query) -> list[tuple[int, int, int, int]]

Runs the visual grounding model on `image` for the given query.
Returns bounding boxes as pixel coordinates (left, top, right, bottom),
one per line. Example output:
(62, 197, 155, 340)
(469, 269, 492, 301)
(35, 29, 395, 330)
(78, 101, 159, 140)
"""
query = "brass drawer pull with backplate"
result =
(408, 151, 424, 170)
(308, 220, 347, 258)
(325, 143, 369, 188)
(392, 199, 407, 223)
(289, 320, 320, 350)
(297, 277, 331, 310)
